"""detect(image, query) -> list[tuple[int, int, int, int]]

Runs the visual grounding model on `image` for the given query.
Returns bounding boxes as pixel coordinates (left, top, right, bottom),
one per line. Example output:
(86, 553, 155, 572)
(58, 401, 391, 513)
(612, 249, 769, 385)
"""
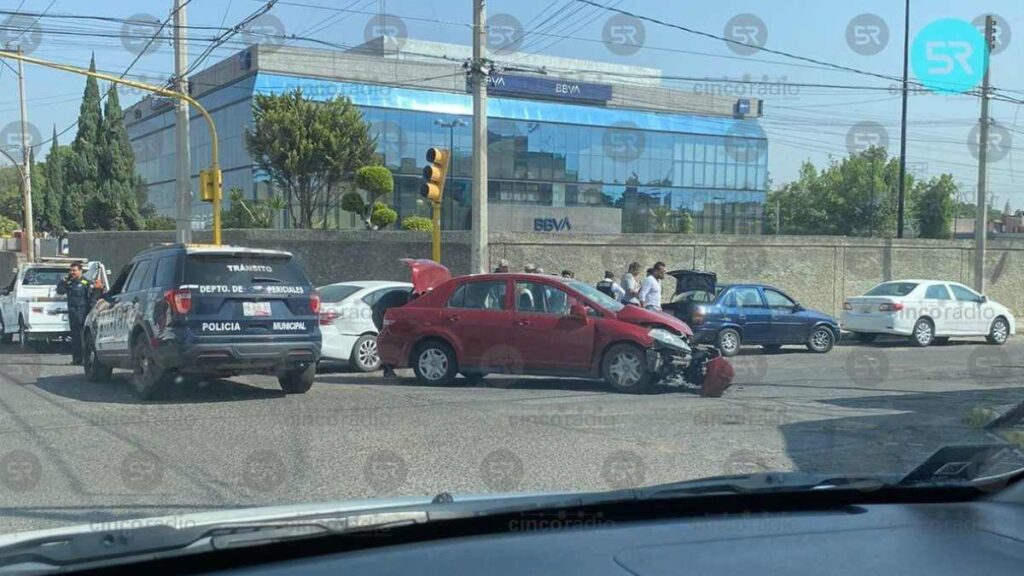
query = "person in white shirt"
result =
(637, 261, 667, 311)
(621, 262, 641, 305)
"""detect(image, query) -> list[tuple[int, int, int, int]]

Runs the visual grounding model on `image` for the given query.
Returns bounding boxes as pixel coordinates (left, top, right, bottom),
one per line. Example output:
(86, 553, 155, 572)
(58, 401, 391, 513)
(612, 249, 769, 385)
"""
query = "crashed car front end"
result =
(643, 328, 734, 397)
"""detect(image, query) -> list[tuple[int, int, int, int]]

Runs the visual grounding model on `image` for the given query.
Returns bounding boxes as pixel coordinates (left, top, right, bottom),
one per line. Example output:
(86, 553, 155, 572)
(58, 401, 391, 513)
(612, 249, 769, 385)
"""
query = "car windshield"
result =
(21, 268, 66, 286)
(567, 280, 625, 311)
(865, 282, 919, 297)
(6, 4, 1024, 568)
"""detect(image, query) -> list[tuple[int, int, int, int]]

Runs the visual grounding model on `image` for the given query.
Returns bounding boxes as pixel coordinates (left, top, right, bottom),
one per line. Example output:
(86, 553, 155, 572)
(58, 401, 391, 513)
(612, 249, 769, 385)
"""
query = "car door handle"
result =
(516, 319, 530, 326)
(445, 315, 460, 323)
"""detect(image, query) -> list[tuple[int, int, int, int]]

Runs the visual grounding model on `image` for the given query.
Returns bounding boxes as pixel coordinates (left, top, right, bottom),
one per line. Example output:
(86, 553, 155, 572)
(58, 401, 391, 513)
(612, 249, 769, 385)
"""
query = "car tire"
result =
(349, 334, 381, 372)
(910, 318, 934, 347)
(278, 364, 316, 394)
(18, 316, 26, 348)
(412, 340, 457, 386)
(601, 343, 652, 394)
(130, 337, 172, 400)
(761, 344, 782, 353)
(0, 315, 11, 344)
(853, 333, 877, 343)
(716, 328, 741, 357)
(987, 317, 1010, 345)
(83, 332, 112, 383)
(806, 326, 835, 353)
(933, 337, 951, 345)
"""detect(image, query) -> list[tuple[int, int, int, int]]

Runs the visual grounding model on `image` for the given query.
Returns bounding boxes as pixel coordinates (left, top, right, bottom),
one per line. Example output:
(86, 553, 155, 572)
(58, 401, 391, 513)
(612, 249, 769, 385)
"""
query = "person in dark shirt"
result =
(56, 261, 102, 365)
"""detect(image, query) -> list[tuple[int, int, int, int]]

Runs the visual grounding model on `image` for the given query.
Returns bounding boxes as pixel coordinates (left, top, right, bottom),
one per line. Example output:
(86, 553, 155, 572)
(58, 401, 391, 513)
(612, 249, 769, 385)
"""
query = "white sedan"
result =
(318, 281, 412, 371)
(841, 279, 1015, 347)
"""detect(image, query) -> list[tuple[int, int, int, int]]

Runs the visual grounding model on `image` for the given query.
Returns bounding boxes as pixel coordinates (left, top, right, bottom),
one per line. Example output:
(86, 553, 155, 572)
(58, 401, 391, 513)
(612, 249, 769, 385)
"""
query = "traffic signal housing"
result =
(199, 168, 222, 202)
(420, 147, 450, 204)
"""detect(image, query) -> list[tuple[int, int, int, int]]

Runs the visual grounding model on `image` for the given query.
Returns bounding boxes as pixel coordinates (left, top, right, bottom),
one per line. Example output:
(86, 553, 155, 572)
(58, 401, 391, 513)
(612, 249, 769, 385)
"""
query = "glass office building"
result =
(126, 42, 768, 235)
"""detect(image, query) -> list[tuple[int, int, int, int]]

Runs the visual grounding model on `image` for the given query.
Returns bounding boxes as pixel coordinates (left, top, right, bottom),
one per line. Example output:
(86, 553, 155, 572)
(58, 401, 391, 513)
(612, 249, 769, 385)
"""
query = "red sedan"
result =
(376, 261, 733, 395)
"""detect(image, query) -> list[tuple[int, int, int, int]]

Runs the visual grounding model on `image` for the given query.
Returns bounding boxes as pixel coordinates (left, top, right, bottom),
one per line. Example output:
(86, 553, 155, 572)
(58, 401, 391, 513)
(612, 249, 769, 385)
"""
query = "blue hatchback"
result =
(665, 271, 840, 357)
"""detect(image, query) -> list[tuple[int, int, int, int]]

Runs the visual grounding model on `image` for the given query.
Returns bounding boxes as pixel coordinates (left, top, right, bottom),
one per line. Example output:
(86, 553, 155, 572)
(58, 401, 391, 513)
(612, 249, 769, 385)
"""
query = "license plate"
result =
(243, 301, 272, 317)
(859, 305, 873, 313)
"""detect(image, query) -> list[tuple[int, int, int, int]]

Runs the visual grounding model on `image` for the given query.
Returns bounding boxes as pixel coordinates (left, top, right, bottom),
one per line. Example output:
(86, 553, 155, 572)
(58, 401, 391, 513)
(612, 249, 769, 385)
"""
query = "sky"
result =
(0, 0, 1022, 211)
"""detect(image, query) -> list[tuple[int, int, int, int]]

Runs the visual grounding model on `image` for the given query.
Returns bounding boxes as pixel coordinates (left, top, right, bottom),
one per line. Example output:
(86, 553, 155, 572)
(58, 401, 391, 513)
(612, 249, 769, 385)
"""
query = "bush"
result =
(369, 202, 397, 229)
(355, 166, 394, 201)
(401, 216, 433, 231)
(341, 191, 366, 214)
(0, 214, 18, 236)
(144, 215, 176, 230)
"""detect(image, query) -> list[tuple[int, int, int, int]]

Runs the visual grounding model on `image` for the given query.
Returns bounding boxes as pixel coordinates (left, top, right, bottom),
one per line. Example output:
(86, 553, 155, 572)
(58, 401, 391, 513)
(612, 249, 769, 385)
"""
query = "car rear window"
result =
(865, 282, 918, 297)
(319, 284, 360, 303)
(184, 254, 308, 286)
(22, 268, 65, 286)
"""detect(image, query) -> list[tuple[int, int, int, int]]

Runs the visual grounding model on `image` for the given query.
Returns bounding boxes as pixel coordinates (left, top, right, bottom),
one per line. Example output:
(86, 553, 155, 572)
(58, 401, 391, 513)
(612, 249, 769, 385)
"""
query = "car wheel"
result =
(910, 318, 934, 347)
(83, 333, 112, 383)
(412, 340, 457, 386)
(761, 344, 783, 353)
(601, 343, 652, 394)
(278, 364, 316, 394)
(933, 337, 951, 345)
(18, 317, 26, 348)
(807, 326, 835, 353)
(349, 334, 381, 372)
(716, 328, 741, 357)
(853, 333, 877, 343)
(0, 315, 11, 344)
(987, 317, 1010, 345)
(130, 337, 171, 400)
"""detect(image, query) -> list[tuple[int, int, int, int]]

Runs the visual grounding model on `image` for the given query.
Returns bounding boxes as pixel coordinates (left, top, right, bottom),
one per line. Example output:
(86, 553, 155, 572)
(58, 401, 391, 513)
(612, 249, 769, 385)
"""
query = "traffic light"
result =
(420, 147, 449, 204)
(199, 168, 222, 202)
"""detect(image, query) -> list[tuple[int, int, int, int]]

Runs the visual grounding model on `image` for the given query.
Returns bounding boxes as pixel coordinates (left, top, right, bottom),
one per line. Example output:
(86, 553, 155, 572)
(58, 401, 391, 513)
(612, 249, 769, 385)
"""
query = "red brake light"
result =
(319, 307, 339, 326)
(310, 293, 321, 315)
(878, 302, 904, 312)
(164, 289, 192, 315)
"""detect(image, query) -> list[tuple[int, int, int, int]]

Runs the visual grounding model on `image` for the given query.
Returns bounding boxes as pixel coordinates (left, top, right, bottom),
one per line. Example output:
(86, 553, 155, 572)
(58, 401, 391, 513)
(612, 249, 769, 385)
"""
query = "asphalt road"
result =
(1, 337, 1023, 536)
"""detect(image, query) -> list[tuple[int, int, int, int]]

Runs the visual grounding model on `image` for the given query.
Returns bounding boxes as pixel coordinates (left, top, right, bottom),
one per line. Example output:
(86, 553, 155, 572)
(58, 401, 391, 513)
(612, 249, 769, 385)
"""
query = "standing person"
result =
(493, 258, 510, 273)
(638, 261, 667, 311)
(56, 261, 101, 365)
(561, 270, 574, 279)
(596, 271, 626, 301)
(621, 262, 641, 305)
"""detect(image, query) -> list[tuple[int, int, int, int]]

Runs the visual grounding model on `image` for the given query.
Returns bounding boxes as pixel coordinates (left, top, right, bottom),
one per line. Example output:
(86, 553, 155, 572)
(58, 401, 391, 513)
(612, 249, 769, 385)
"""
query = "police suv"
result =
(83, 244, 322, 399)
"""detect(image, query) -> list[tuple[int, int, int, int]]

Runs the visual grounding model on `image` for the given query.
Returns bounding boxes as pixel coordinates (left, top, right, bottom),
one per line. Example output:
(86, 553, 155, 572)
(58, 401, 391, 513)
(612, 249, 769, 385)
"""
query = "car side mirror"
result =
(569, 303, 589, 324)
(978, 295, 988, 303)
(793, 303, 804, 312)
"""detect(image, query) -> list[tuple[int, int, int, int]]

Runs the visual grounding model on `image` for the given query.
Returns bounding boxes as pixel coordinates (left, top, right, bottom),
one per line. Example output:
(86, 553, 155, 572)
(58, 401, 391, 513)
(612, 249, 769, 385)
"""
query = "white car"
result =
(318, 281, 412, 371)
(841, 279, 1015, 347)
(0, 260, 108, 345)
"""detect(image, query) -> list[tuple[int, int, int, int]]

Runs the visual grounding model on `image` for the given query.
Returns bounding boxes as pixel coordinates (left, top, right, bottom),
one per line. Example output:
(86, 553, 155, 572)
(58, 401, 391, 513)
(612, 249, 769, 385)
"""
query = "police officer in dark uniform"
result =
(56, 261, 101, 365)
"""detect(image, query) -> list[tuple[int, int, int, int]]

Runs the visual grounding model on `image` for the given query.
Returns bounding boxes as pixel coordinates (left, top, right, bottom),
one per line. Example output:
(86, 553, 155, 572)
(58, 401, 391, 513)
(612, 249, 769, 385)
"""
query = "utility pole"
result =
(470, 0, 489, 273)
(17, 47, 33, 262)
(896, 0, 910, 238)
(173, 0, 192, 243)
(974, 15, 994, 294)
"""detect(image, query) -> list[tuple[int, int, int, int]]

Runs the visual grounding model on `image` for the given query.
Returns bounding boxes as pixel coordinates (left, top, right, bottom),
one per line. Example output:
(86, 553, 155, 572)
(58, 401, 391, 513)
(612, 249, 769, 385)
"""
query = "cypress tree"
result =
(44, 127, 64, 233)
(100, 84, 141, 230)
(68, 54, 102, 230)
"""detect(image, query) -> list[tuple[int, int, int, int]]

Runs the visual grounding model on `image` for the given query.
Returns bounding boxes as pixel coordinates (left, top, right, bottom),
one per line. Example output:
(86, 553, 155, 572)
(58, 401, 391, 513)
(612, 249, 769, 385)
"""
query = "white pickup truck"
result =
(0, 260, 107, 345)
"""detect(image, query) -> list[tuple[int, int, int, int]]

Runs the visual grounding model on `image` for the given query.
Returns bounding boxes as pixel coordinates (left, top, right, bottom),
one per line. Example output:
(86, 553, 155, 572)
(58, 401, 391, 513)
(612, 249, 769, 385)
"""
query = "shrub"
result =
(355, 166, 394, 202)
(341, 191, 366, 214)
(369, 202, 397, 229)
(401, 216, 433, 231)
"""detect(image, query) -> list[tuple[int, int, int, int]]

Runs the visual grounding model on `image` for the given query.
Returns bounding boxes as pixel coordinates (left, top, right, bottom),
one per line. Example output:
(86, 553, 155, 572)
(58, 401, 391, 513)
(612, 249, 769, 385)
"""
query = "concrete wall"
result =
(69, 230, 1024, 318)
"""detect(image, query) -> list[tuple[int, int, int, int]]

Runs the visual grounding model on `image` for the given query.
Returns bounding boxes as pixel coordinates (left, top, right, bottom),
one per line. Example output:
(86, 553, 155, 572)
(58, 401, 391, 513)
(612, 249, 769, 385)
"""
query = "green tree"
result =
(94, 84, 142, 230)
(63, 54, 102, 231)
(42, 127, 64, 233)
(678, 209, 694, 234)
(223, 188, 286, 229)
(0, 164, 22, 224)
(0, 213, 18, 235)
(245, 89, 377, 228)
(353, 165, 395, 228)
(369, 201, 397, 229)
(915, 173, 955, 239)
(650, 205, 674, 233)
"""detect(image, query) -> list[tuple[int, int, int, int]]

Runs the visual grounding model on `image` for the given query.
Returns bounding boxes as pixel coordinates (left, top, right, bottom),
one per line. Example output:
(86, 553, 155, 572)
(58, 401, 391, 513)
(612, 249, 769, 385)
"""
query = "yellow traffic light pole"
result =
(431, 201, 441, 262)
(421, 147, 450, 263)
(0, 50, 223, 245)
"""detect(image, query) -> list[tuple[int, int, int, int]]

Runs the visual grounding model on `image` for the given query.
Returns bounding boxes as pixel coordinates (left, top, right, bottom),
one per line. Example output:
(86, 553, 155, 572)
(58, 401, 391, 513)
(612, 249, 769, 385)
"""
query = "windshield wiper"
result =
(637, 472, 894, 499)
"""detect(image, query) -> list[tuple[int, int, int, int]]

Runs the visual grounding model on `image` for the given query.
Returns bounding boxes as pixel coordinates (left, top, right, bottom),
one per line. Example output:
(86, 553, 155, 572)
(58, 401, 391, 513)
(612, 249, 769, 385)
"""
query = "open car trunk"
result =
(371, 259, 451, 331)
(662, 269, 717, 324)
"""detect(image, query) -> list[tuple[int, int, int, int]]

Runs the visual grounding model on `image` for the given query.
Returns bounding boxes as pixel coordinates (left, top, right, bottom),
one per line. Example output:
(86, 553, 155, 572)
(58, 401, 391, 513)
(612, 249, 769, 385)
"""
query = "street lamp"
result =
(435, 118, 467, 229)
